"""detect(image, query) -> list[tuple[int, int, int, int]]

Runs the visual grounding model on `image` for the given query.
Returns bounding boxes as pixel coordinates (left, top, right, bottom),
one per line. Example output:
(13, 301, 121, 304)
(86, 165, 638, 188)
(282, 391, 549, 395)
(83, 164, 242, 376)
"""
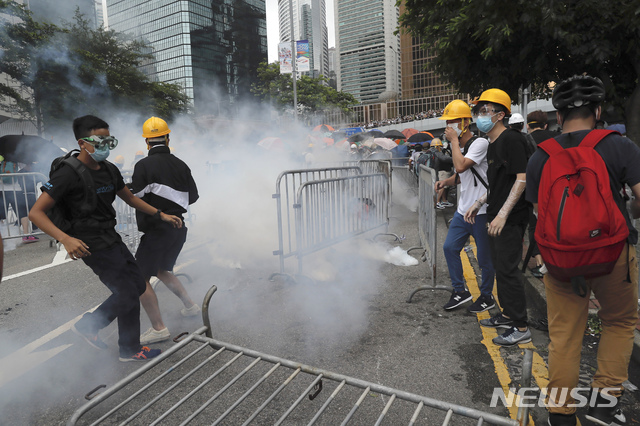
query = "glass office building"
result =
(106, 0, 267, 113)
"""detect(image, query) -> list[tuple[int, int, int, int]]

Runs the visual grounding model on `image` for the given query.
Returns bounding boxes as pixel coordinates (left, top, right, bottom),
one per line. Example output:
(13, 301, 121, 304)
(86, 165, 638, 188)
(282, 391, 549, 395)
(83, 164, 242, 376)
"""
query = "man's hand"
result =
(488, 216, 507, 237)
(435, 181, 445, 191)
(464, 203, 480, 224)
(60, 236, 91, 260)
(444, 127, 459, 145)
(161, 213, 182, 228)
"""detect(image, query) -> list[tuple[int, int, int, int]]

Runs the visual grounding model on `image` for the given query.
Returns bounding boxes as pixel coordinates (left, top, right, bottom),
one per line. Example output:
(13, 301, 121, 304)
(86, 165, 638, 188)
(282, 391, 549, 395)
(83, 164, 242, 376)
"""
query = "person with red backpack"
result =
(526, 75, 640, 426)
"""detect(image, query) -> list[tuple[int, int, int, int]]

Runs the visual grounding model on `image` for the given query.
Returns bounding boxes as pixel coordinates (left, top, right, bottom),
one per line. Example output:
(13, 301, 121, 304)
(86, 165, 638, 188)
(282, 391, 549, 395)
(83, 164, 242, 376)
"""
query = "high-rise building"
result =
(27, 0, 100, 28)
(334, 0, 400, 104)
(278, 0, 328, 79)
(106, 0, 267, 113)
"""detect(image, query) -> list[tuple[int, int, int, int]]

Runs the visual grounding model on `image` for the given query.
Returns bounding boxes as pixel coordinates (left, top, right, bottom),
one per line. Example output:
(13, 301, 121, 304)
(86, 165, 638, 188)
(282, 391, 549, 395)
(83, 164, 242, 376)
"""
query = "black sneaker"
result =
(467, 293, 496, 313)
(547, 413, 576, 426)
(585, 390, 626, 426)
(443, 290, 472, 310)
(119, 346, 162, 362)
(71, 322, 107, 350)
(479, 313, 514, 329)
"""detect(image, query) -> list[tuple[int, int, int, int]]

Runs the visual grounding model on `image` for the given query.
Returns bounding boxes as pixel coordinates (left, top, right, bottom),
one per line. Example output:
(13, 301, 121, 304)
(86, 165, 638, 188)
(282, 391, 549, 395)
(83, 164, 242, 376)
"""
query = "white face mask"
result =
(447, 122, 463, 137)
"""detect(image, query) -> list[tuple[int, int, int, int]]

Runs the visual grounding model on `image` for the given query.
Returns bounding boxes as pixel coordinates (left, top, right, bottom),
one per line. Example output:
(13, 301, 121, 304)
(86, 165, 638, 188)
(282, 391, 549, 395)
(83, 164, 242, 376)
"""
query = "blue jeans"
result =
(442, 212, 495, 295)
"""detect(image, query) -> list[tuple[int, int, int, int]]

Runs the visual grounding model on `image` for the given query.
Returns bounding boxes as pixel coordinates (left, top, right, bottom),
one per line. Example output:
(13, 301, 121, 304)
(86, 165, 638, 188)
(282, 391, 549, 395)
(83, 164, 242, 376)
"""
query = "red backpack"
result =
(535, 129, 628, 292)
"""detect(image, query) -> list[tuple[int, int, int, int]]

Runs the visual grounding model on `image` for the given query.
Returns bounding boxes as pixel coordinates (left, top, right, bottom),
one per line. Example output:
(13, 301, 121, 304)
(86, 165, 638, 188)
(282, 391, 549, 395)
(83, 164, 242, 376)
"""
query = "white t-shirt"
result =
(457, 137, 489, 216)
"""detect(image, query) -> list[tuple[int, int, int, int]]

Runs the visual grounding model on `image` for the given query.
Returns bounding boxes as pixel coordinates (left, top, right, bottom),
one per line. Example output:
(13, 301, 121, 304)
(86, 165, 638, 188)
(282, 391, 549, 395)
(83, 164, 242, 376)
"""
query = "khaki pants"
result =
(545, 244, 638, 414)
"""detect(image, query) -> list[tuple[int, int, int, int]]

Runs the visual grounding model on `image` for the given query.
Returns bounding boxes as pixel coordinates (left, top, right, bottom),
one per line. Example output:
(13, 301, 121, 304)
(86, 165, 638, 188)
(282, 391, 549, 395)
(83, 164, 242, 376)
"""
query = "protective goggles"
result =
(80, 135, 119, 150)
(475, 106, 497, 117)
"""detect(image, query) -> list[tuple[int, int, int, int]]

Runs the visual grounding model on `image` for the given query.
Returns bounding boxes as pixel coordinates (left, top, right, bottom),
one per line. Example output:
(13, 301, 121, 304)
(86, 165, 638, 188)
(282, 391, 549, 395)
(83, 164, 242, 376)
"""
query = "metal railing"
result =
(292, 173, 390, 276)
(0, 172, 47, 240)
(272, 167, 363, 274)
(407, 165, 451, 302)
(68, 284, 521, 426)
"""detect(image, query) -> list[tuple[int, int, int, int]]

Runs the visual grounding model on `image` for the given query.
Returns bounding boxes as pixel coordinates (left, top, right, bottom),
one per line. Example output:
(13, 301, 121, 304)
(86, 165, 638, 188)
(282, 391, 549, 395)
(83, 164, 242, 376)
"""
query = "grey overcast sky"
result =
(266, 0, 335, 63)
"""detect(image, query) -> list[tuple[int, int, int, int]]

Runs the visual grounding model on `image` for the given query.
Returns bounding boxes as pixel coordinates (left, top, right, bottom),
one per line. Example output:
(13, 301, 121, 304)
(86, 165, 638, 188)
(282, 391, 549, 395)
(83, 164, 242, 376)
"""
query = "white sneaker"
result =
(140, 327, 170, 344)
(181, 304, 201, 317)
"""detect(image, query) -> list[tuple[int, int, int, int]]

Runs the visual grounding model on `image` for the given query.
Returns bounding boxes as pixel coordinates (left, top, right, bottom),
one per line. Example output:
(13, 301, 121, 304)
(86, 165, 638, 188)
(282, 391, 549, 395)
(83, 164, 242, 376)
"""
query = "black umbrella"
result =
(347, 133, 370, 143)
(383, 129, 406, 139)
(407, 132, 433, 143)
(365, 130, 384, 138)
(0, 135, 66, 165)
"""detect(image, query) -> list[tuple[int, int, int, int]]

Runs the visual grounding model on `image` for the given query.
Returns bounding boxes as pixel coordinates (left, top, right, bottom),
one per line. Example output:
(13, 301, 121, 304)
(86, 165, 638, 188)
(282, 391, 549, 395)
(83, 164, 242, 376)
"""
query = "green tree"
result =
(398, 0, 640, 143)
(0, 1, 190, 134)
(251, 61, 358, 122)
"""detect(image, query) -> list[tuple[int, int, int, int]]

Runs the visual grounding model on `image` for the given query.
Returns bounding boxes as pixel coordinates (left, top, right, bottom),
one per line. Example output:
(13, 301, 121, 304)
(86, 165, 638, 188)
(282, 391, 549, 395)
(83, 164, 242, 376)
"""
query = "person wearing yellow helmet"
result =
(466, 88, 532, 347)
(436, 99, 495, 313)
(133, 116, 200, 345)
(114, 155, 125, 170)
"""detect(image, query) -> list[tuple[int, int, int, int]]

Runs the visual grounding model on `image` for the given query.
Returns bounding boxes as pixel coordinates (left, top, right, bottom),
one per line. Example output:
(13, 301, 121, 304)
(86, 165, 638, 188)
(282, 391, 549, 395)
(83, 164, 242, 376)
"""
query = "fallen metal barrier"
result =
(68, 284, 521, 426)
(272, 167, 363, 274)
(0, 172, 47, 240)
(407, 165, 451, 302)
(113, 198, 142, 252)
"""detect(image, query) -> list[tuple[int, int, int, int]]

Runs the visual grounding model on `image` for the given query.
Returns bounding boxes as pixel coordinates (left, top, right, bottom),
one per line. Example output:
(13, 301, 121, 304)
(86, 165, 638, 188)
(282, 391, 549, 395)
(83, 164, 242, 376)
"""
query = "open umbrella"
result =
(420, 131, 434, 138)
(347, 133, 370, 143)
(401, 128, 419, 138)
(373, 138, 398, 150)
(0, 135, 65, 165)
(257, 137, 284, 151)
(365, 130, 384, 138)
(383, 129, 406, 140)
(313, 124, 335, 133)
(407, 132, 433, 143)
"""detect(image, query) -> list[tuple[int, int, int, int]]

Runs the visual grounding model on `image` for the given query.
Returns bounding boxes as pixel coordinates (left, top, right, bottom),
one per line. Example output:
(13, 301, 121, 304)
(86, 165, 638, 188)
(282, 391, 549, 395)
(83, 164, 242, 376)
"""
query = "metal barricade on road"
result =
(406, 165, 451, 302)
(292, 173, 389, 276)
(0, 172, 47, 240)
(68, 284, 521, 426)
(272, 167, 363, 274)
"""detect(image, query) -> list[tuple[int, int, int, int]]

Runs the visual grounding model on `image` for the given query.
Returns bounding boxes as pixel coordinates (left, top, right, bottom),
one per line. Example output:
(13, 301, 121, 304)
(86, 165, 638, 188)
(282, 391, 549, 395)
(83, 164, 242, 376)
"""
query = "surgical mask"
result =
(85, 144, 110, 162)
(476, 115, 497, 133)
(448, 123, 463, 137)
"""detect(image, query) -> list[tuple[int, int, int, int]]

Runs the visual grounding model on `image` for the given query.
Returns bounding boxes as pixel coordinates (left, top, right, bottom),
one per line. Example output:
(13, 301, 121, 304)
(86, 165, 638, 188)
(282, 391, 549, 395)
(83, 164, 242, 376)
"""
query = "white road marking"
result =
(3, 247, 71, 281)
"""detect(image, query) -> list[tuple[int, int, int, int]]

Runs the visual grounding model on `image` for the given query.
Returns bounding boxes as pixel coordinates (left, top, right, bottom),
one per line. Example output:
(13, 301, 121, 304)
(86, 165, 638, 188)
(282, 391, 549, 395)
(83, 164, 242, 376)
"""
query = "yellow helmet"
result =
(142, 116, 171, 138)
(440, 100, 472, 120)
(114, 155, 124, 164)
(474, 89, 512, 113)
(430, 138, 443, 147)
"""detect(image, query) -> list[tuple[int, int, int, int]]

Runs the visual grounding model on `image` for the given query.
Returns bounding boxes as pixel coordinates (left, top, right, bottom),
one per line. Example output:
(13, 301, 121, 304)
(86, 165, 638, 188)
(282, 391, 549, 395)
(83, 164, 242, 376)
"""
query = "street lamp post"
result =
(288, 0, 298, 122)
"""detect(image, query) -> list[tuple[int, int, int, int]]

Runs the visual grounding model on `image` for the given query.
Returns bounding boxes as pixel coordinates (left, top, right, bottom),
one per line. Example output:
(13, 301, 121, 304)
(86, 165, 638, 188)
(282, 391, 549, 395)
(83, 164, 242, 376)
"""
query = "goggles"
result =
(80, 135, 119, 150)
(475, 106, 497, 117)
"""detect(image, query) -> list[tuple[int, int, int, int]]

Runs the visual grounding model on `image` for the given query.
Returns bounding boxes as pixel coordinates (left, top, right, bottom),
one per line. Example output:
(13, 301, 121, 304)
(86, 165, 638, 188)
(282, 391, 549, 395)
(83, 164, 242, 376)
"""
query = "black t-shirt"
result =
(529, 129, 559, 145)
(42, 162, 125, 251)
(486, 128, 529, 224)
(526, 130, 640, 244)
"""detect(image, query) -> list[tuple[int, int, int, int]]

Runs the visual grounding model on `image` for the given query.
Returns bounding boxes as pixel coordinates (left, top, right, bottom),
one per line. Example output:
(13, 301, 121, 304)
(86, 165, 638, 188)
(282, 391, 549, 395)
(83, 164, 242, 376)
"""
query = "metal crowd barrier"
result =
(272, 167, 363, 274)
(291, 173, 390, 276)
(406, 165, 451, 302)
(0, 172, 47, 240)
(68, 284, 521, 426)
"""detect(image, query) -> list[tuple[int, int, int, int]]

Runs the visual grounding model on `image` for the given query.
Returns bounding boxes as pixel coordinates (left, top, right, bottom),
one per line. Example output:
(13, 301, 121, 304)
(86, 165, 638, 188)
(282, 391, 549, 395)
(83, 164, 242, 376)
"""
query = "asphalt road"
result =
(0, 188, 638, 425)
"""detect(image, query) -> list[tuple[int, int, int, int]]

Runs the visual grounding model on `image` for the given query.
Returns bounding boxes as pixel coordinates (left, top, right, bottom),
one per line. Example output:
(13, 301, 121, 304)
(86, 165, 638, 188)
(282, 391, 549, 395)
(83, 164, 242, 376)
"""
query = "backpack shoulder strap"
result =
(537, 137, 564, 157)
(462, 135, 478, 156)
(579, 129, 618, 149)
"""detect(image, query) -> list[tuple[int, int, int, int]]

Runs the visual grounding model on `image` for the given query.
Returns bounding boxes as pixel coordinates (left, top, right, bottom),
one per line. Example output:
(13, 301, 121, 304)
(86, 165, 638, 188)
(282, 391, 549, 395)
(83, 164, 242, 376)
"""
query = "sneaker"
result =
(22, 235, 39, 243)
(479, 313, 514, 329)
(467, 294, 496, 313)
(492, 326, 532, 346)
(71, 322, 107, 350)
(140, 327, 170, 344)
(443, 290, 472, 310)
(180, 304, 201, 317)
(547, 413, 577, 426)
(441, 201, 454, 207)
(119, 346, 162, 362)
(530, 265, 544, 279)
(436, 202, 446, 209)
(585, 390, 626, 426)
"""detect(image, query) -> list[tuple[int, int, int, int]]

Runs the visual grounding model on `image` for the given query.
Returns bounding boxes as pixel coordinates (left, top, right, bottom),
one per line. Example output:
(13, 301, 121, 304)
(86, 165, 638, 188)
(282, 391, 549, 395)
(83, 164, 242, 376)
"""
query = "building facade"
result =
(105, 0, 267, 113)
(334, 0, 400, 104)
(278, 0, 328, 79)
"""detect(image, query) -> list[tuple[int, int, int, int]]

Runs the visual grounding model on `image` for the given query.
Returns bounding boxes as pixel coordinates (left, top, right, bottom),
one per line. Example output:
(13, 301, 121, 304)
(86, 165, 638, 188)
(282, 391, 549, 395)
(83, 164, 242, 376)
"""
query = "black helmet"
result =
(552, 75, 605, 110)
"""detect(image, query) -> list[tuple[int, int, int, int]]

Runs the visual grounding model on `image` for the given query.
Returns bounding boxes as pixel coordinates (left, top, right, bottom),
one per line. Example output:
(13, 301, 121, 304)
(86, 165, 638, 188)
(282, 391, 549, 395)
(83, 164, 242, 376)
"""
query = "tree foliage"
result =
(0, 1, 190, 134)
(251, 62, 358, 121)
(398, 0, 640, 143)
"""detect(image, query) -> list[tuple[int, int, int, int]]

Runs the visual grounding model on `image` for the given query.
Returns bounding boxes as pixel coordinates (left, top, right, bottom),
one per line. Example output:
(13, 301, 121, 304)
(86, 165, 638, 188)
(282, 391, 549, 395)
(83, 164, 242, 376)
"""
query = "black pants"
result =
(80, 241, 146, 357)
(489, 221, 528, 328)
(527, 204, 540, 259)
